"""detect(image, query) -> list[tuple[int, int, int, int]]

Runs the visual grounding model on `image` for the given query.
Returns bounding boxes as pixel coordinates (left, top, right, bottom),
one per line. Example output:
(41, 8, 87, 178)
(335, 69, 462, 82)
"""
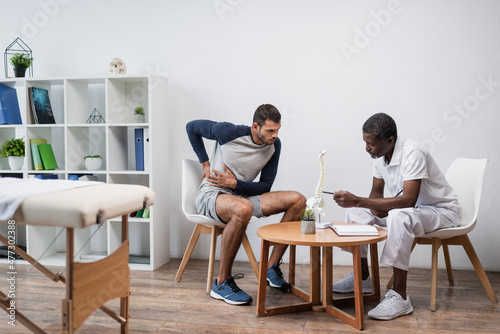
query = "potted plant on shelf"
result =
(134, 107, 145, 123)
(84, 154, 102, 171)
(0, 137, 25, 170)
(10, 52, 33, 78)
(300, 208, 316, 234)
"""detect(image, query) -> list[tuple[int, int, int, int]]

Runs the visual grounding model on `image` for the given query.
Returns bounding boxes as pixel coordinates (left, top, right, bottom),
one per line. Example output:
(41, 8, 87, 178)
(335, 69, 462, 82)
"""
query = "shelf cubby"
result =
(65, 78, 106, 124)
(66, 125, 106, 171)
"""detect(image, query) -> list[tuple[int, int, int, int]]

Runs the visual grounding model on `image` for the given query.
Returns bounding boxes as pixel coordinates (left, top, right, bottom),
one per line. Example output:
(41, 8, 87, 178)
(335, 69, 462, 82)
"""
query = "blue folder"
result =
(135, 128, 144, 171)
(0, 84, 22, 125)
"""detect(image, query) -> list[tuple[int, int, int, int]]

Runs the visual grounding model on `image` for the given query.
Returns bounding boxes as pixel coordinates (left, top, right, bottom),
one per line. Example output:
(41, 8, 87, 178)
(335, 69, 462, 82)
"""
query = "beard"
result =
(257, 130, 275, 145)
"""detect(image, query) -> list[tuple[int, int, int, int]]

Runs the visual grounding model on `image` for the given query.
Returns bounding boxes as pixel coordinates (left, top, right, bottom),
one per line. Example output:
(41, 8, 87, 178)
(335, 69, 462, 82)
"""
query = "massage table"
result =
(0, 180, 155, 333)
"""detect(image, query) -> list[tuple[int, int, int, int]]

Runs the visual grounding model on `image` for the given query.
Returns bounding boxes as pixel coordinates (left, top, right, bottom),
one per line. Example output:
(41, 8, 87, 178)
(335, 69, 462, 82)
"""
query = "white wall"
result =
(2, 0, 499, 271)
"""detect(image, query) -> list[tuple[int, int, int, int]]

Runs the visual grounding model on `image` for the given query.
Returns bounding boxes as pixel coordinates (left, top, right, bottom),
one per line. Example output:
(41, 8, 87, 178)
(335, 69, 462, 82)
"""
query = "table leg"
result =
(256, 239, 270, 317)
(257, 241, 313, 316)
(352, 245, 365, 329)
(367, 242, 381, 302)
(120, 214, 130, 334)
(289, 244, 296, 286)
(310, 246, 321, 306)
(320, 246, 333, 311)
(325, 245, 365, 330)
(62, 228, 74, 334)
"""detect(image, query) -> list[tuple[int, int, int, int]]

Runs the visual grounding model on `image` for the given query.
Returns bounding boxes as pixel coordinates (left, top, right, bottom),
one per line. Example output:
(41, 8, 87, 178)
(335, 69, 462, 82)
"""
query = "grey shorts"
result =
(196, 190, 264, 224)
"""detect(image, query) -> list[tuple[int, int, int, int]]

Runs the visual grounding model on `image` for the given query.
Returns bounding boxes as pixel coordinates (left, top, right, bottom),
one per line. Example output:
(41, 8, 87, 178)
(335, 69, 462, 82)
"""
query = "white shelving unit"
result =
(0, 75, 169, 270)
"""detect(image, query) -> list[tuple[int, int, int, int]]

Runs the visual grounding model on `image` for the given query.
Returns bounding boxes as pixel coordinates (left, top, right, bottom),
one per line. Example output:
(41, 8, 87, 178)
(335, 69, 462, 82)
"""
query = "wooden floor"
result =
(0, 259, 499, 333)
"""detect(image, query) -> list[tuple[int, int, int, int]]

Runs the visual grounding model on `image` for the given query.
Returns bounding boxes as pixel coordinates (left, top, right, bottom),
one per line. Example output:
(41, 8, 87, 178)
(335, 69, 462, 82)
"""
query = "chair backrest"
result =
(445, 158, 488, 229)
(182, 159, 203, 216)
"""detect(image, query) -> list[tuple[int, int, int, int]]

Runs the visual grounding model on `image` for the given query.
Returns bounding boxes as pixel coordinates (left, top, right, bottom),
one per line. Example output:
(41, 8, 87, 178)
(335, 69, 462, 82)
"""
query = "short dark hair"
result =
(253, 104, 281, 126)
(362, 113, 398, 141)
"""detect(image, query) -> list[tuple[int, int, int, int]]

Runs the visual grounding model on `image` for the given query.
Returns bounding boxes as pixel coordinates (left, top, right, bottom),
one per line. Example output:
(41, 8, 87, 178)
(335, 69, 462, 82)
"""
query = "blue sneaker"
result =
(267, 260, 291, 291)
(210, 273, 252, 305)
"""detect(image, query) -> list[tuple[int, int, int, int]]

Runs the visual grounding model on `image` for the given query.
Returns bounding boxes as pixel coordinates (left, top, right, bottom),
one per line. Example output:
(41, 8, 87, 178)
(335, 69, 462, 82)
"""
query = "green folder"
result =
(37, 143, 58, 170)
(30, 138, 47, 170)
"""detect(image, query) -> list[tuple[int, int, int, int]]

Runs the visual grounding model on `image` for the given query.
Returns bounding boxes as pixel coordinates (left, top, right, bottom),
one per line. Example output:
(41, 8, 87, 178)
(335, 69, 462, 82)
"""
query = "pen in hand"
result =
(322, 191, 335, 195)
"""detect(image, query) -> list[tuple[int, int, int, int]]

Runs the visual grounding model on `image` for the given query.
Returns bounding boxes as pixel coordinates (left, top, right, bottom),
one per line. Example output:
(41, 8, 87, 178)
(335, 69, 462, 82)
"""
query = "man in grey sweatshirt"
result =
(186, 104, 306, 305)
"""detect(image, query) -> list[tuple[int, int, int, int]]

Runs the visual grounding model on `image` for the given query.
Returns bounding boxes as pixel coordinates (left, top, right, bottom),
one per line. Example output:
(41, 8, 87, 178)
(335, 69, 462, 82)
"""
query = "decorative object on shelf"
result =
(300, 208, 316, 234)
(86, 108, 105, 124)
(4, 38, 33, 78)
(134, 106, 145, 123)
(9, 52, 33, 78)
(84, 155, 102, 170)
(0, 137, 25, 170)
(7, 156, 24, 170)
(108, 57, 127, 74)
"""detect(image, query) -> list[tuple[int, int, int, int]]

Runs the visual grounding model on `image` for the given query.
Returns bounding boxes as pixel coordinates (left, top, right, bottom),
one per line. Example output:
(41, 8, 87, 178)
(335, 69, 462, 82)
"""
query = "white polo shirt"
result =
(373, 138, 461, 215)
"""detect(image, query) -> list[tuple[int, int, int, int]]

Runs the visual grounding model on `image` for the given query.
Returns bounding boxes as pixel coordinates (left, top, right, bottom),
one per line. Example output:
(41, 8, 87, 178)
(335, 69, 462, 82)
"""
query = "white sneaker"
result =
(368, 289, 413, 320)
(332, 271, 372, 293)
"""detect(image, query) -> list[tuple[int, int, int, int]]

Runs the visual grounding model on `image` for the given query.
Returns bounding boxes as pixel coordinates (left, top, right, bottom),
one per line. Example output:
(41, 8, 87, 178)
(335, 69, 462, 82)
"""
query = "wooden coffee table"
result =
(256, 221, 388, 330)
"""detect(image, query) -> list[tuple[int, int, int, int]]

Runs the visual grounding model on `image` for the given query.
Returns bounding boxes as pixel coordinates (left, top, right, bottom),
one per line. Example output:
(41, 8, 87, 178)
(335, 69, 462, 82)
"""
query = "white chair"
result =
(175, 159, 260, 293)
(387, 157, 498, 311)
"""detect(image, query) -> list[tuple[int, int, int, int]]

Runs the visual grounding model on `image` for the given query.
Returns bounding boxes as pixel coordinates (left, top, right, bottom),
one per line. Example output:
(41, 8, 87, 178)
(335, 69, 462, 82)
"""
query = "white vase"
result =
(134, 114, 145, 123)
(300, 220, 316, 234)
(84, 157, 102, 170)
(8, 156, 24, 170)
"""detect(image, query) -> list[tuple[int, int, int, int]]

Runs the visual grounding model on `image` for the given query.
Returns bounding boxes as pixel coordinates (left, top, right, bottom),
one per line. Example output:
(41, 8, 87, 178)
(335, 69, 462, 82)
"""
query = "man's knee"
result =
(386, 209, 416, 231)
(346, 207, 375, 224)
(231, 199, 253, 221)
(292, 191, 307, 209)
(216, 196, 253, 224)
(387, 208, 412, 222)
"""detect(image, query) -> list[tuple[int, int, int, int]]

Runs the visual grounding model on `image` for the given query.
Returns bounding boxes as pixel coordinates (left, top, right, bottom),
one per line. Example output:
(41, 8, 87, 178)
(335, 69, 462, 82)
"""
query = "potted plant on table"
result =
(300, 208, 316, 234)
(84, 154, 103, 170)
(0, 137, 25, 170)
(10, 52, 33, 78)
(134, 107, 145, 123)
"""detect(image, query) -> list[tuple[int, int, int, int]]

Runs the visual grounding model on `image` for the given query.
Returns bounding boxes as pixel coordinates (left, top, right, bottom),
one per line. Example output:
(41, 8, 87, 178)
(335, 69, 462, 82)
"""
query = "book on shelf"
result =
(332, 224, 379, 236)
(34, 174, 58, 180)
(37, 143, 58, 170)
(0, 83, 22, 125)
(28, 87, 56, 124)
(135, 128, 144, 171)
(30, 138, 47, 170)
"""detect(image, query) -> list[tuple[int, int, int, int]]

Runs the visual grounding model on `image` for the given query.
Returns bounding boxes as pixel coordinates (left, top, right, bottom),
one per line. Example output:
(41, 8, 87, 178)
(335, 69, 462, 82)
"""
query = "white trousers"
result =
(346, 206, 461, 271)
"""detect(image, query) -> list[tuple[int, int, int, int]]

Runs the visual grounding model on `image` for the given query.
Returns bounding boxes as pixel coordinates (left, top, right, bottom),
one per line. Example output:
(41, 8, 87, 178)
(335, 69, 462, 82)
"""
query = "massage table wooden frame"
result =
(0, 183, 155, 334)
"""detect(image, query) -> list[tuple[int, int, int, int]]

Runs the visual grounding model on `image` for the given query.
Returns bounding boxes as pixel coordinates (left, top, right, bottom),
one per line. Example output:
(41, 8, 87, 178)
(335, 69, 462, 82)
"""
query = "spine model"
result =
(306, 150, 326, 221)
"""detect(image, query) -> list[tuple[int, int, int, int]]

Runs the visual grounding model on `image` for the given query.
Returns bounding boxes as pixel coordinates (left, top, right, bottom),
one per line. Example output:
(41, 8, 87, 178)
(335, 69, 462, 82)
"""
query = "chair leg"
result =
(175, 224, 204, 282)
(442, 244, 454, 286)
(207, 226, 222, 294)
(460, 235, 498, 303)
(431, 238, 442, 311)
(242, 234, 259, 278)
